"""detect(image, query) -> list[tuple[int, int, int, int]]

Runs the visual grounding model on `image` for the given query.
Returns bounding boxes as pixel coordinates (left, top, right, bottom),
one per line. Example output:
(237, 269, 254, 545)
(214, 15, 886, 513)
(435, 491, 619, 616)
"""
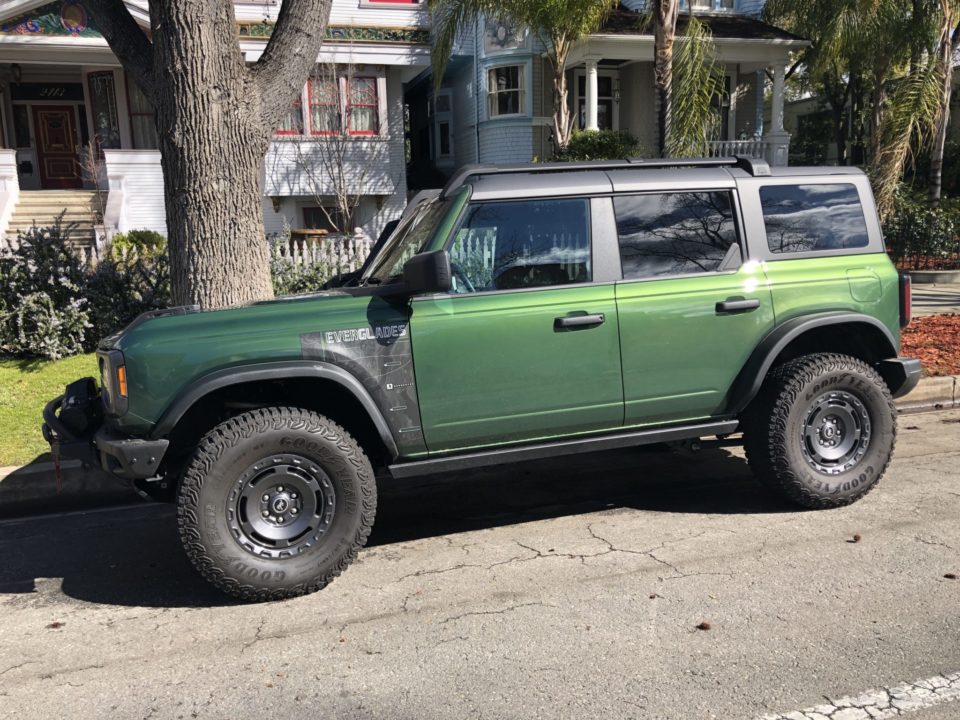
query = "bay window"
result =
(487, 65, 524, 117)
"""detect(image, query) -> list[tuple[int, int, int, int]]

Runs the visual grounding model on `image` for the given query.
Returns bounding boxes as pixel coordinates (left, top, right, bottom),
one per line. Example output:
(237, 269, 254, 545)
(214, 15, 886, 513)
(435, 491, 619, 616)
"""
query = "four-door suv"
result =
(43, 157, 920, 601)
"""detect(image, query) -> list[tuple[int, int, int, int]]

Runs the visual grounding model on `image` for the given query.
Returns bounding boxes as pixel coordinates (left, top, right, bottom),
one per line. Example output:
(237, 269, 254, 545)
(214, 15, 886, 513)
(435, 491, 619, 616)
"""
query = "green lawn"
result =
(0, 353, 97, 467)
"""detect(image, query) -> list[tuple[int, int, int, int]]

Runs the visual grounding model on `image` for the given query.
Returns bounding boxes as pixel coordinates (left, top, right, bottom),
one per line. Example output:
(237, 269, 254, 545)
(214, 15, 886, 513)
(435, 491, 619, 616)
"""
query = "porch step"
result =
(4, 190, 101, 247)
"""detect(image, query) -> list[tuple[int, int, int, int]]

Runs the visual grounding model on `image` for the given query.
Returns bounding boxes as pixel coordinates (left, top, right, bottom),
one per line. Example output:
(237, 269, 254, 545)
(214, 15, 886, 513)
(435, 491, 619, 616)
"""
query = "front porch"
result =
(563, 10, 806, 166)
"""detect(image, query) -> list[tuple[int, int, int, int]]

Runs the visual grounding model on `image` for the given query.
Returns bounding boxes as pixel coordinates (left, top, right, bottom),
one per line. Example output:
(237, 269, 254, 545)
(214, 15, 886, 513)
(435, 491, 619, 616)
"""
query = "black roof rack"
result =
(439, 155, 771, 198)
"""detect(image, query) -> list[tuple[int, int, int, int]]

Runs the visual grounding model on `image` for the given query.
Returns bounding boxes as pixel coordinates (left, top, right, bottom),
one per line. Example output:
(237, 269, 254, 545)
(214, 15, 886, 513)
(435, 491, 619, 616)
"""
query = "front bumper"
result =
(878, 357, 923, 399)
(42, 378, 169, 481)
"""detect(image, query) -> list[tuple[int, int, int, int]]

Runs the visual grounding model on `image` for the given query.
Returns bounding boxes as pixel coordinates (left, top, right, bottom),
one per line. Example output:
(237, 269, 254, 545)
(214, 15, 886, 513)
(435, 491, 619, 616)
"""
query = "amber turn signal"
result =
(117, 366, 128, 398)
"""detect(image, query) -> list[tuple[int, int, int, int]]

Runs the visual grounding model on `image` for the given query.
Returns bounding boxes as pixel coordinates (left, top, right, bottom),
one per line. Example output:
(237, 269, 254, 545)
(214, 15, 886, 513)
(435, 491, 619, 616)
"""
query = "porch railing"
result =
(707, 139, 767, 159)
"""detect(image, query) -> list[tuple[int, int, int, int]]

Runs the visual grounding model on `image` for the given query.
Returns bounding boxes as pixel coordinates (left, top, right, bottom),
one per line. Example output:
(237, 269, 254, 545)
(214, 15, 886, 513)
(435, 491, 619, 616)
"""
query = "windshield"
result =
(362, 197, 453, 285)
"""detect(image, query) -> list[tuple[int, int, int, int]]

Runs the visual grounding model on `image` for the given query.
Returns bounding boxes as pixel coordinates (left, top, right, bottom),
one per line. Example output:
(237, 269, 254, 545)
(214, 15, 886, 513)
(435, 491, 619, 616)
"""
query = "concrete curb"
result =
(911, 270, 960, 284)
(2, 375, 958, 514)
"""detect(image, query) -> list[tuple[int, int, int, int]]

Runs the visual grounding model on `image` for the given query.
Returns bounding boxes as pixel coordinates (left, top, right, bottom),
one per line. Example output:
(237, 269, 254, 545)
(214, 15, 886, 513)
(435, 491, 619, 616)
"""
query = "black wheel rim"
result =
(800, 390, 872, 475)
(227, 454, 336, 559)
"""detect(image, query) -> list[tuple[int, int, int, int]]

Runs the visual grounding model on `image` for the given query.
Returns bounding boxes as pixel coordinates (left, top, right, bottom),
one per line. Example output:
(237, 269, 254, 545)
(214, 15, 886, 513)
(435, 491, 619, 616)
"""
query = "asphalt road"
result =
(1, 409, 959, 720)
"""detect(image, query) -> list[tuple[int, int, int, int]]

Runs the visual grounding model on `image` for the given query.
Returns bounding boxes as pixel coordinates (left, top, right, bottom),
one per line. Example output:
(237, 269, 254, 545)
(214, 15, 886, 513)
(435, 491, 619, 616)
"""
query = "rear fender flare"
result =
(727, 312, 898, 415)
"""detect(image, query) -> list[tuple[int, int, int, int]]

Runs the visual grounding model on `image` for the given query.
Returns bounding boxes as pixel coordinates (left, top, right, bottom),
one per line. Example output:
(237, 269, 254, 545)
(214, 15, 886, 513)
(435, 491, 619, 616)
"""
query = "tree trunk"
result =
(551, 39, 574, 153)
(86, 0, 331, 309)
(654, 0, 680, 157)
(928, 11, 960, 208)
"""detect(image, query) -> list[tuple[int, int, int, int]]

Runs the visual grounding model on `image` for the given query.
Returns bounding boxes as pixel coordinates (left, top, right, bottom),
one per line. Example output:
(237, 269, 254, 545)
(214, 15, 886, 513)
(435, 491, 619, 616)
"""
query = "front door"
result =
(32, 106, 81, 189)
(411, 196, 624, 453)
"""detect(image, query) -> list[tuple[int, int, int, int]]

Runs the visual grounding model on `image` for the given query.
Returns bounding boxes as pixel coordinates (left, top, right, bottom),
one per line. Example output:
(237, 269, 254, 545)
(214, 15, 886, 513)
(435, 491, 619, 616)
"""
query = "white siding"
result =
(102, 150, 167, 235)
(0, 150, 19, 239)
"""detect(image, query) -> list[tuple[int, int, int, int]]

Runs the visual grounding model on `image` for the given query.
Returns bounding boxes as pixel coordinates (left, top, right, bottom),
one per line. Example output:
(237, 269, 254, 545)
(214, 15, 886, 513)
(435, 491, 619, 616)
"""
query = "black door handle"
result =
(716, 298, 761, 314)
(555, 313, 605, 330)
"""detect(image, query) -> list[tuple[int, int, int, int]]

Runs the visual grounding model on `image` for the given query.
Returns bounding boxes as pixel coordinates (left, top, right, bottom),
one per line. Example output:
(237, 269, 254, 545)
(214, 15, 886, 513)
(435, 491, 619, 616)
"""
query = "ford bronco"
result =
(43, 157, 920, 601)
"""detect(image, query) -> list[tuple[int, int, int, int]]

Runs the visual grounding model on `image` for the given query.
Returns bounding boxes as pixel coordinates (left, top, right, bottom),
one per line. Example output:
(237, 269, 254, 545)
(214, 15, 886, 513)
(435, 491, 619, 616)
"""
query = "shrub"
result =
(109, 229, 167, 261)
(884, 190, 960, 271)
(555, 130, 648, 161)
(0, 221, 92, 360)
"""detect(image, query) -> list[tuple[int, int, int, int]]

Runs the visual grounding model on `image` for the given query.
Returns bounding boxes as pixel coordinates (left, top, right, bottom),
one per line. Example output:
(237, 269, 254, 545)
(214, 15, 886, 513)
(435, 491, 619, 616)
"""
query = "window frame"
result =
(611, 189, 746, 284)
(307, 75, 340, 136)
(346, 76, 380, 137)
(274, 90, 305, 137)
(86, 70, 121, 151)
(486, 63, 526, 119)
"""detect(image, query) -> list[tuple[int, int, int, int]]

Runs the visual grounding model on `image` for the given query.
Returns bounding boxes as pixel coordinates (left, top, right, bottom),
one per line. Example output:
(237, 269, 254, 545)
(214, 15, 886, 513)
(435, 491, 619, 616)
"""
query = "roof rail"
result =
(439, 156, 771, 198)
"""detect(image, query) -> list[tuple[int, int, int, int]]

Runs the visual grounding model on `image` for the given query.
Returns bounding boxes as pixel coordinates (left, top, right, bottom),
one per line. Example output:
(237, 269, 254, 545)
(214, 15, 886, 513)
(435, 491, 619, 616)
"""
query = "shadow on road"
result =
(0, 443, 793, 609)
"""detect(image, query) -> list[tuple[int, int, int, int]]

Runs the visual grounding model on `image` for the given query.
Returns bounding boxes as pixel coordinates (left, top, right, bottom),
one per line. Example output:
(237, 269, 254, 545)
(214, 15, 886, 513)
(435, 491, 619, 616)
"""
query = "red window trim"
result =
(346, 77, 379, 136)
(307, 77, 339, 136)
(273, 95, 303, 136)
(364, 0, 420, 4)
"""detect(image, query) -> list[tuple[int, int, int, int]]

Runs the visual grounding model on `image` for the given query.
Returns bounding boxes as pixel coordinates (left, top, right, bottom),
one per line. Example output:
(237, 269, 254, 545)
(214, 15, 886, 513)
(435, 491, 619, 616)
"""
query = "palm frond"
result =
(667, 16, 722, 158)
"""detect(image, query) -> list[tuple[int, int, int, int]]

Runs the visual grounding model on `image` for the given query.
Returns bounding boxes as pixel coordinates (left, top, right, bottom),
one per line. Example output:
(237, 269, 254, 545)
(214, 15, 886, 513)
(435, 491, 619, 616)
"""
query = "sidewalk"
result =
(913, 283, 960, 316)
(2, 374, 957, 517)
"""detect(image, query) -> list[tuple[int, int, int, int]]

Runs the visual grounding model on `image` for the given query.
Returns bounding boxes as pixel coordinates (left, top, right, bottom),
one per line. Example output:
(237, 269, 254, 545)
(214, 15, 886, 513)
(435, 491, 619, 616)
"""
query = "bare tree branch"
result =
(84, 0, 155, 93)
(252, 0, 333, 129)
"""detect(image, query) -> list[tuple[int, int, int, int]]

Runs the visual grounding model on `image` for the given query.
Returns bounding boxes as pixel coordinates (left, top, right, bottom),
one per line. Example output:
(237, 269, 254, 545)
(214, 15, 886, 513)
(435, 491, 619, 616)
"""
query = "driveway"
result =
(1, 408, 959, 720)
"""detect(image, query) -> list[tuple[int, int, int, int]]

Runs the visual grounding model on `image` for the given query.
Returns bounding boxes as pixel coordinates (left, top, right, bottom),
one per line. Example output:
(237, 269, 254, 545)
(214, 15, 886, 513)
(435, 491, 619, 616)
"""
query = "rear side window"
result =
(448, 198, 591, 293)
(760, 184, 869, 254)
(613, 192, 738, 280)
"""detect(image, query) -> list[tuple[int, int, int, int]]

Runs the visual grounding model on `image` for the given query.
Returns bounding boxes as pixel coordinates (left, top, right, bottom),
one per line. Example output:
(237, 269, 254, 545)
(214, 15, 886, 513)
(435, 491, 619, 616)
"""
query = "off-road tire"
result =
(177, 407, 377, 601)
(744, 353, 897, 509)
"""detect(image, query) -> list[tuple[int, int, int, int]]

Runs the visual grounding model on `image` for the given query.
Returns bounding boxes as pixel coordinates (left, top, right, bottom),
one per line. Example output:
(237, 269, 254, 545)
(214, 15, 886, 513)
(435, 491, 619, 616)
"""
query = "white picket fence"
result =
(271, 232, 374, 274)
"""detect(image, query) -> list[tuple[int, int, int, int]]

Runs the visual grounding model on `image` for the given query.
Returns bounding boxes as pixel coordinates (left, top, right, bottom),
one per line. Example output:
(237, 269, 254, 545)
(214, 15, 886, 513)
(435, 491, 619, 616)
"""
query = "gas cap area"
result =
(846, 268, 883, 303)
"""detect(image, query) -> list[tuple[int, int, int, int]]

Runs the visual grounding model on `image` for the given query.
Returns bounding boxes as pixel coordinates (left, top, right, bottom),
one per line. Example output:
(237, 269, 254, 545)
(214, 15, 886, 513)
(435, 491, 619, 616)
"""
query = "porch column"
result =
(585, 58, 599, 131)
(764, 61, 790, 166)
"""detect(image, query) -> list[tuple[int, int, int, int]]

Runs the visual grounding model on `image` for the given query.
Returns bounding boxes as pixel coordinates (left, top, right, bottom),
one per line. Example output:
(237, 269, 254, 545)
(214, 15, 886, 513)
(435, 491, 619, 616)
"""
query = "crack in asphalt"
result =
(439, 601, 555, 625)
(758, 671, 960, 719)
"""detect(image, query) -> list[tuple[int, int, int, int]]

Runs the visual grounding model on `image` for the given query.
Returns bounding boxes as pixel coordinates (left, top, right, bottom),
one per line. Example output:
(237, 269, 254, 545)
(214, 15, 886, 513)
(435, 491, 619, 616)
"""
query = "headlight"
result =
(97, 349, 128, 417)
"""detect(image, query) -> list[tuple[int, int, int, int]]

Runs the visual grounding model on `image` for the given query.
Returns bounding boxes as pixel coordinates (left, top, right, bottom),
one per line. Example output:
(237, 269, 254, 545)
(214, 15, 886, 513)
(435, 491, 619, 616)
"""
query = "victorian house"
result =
(0, 0, 428, 249)
(406, 0, 806, 186)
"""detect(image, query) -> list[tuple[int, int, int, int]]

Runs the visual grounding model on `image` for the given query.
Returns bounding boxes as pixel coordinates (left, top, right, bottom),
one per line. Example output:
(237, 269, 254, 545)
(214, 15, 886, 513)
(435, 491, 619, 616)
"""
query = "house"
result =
(406, 0, 807, 184)
(0, 0, 429, 250)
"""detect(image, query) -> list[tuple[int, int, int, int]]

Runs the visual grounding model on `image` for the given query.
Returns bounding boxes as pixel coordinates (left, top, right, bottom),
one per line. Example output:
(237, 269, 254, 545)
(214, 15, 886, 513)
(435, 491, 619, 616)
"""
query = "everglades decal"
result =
(300, 311, 424, 455)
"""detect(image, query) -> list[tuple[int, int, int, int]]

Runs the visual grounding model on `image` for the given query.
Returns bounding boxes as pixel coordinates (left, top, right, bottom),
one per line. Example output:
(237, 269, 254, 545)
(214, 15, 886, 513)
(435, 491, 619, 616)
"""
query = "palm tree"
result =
(651, 0, 681, 157)
(927, 0, 960, 206)
(429, 0, 617, 152)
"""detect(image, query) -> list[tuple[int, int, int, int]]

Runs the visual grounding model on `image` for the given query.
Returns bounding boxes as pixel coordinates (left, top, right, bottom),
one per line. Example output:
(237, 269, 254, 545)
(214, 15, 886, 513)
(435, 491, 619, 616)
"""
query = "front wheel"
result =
(177, 407, 377, 601)
(744, 353, 897, 509)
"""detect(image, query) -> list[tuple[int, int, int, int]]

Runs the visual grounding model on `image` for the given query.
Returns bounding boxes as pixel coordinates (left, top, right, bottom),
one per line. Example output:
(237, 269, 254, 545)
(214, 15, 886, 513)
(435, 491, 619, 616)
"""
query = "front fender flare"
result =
(150, 361, 399, 459)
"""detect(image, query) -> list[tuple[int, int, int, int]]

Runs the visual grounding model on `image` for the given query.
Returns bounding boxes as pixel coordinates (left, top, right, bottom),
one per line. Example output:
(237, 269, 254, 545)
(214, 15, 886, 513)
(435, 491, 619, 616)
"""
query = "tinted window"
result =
(449, 199, 591, 293)
(613, 192, 738, 280)
(761, 184, 869, 254)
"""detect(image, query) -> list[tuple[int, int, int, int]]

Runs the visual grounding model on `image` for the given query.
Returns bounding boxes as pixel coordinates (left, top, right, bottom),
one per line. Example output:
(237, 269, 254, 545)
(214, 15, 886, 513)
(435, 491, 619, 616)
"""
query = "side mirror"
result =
(402, 250, 452, 295)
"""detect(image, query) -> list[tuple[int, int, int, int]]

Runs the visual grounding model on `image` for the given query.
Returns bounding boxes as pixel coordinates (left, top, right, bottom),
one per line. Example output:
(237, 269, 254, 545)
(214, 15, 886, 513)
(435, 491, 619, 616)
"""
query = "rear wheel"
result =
(177, 407, 377, 601)
(744, 353, 896, 509)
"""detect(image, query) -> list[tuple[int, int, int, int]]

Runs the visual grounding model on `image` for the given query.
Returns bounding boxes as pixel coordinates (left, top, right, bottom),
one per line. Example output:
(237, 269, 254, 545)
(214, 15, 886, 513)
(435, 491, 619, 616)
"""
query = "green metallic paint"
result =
(616, 260, 775, 425)
(410, 284, 624, 453)
(760, 253, 901, 352)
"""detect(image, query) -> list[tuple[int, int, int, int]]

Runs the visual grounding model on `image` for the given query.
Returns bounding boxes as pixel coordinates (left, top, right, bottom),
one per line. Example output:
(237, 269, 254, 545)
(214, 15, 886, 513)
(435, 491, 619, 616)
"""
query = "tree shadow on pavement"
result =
(0, 443, 794, 609)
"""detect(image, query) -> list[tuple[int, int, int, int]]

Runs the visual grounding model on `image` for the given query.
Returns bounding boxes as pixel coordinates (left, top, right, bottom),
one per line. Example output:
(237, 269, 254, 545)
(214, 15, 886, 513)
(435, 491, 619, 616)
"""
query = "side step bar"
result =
(388, 420, 739, 479)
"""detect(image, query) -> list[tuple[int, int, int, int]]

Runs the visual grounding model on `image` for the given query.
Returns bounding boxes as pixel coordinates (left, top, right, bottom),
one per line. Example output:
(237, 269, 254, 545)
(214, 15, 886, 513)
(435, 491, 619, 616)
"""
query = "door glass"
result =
(449, 198, 591, 292)
(88, 71, 121, 149)
(613, 192, 739, 280)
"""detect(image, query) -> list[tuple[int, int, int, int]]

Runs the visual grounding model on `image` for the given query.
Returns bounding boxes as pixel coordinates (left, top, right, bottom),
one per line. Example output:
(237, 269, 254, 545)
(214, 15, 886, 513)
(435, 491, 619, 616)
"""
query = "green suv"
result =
(43, 157, 920, 601)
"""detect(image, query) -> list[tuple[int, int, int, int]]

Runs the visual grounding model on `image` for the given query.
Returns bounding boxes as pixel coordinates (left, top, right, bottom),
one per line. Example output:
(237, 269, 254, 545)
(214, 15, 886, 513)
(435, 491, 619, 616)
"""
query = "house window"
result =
(303, 206, 345, 233)
(309, 75, 340, 135)
(433, 89, 453, 161)
(689, 0, 735, 9)
(576, 74, 615, 130)
(487, 65, 524, 117)
(438, 122, 451, 157)
(12, 105, 30, 148)
(347, 77, 379, 135)
(275, 94, 304, 135)
(88, 72, 121, 150)
(126, 77, 159, 149)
